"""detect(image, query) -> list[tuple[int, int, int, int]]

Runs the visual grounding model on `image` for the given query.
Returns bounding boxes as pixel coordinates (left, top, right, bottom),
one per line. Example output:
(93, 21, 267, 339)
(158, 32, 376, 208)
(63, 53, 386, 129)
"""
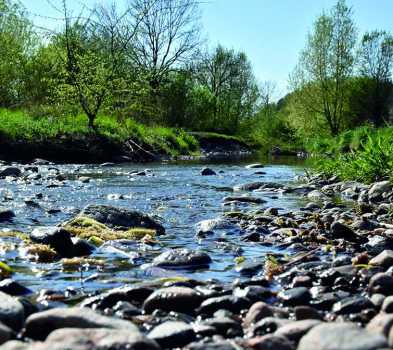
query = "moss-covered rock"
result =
(20, 244, 57, 263)
(61, 257, 105, 269)
(64, 216, 157, 241)
(0, 231, 30, 242)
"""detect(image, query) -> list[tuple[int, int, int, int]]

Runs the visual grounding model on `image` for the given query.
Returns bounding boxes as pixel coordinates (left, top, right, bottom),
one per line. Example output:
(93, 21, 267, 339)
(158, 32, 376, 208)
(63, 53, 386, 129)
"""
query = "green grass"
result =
(0, 109, 199, 157)
(309, 126, 393, 183)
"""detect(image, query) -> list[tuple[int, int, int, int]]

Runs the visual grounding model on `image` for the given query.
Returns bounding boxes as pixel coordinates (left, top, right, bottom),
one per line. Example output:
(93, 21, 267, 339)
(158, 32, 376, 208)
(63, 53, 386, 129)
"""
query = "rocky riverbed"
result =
(1, 158, 393, 349)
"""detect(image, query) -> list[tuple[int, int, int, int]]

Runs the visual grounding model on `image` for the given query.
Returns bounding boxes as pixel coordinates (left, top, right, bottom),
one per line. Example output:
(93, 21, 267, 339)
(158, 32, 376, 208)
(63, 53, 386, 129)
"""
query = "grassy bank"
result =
(0, 109, 199, 158)
(308, 125, 393, 183)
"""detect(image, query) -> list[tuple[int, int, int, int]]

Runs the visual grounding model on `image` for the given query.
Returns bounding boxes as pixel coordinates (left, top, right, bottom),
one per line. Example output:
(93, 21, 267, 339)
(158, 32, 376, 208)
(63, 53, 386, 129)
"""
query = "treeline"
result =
(1, 0, 392, 147)
(256, 0, 393, 149)
(0, 0, 259, 135)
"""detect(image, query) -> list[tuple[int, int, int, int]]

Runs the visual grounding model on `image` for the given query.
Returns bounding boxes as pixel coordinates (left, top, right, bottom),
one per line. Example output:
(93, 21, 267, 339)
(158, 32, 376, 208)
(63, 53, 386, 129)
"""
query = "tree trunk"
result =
(87, 113, 96, 130)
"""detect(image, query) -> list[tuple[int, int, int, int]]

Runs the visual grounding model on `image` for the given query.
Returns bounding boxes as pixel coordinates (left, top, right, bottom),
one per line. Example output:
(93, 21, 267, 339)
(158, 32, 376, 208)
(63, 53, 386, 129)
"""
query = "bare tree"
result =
(259, 80, 277, 108)
(130, 0, 201, 89)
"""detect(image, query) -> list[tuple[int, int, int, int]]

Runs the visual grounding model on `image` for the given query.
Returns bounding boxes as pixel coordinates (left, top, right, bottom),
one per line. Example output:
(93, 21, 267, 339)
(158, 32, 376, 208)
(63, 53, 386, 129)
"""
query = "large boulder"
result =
(78, 205, 165, 234)
(24, 307, 139, 340)
(298, 322, 387, 350)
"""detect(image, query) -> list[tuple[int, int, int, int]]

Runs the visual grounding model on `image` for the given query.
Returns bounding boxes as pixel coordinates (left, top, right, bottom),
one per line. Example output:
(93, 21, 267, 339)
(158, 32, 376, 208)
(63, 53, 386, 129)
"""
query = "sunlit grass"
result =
(0, 108, 199, 156)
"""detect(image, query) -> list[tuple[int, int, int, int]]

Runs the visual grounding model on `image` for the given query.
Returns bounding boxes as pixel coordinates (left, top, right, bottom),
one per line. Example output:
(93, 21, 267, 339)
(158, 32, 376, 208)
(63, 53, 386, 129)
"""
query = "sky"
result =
(20, 0, 393, 98)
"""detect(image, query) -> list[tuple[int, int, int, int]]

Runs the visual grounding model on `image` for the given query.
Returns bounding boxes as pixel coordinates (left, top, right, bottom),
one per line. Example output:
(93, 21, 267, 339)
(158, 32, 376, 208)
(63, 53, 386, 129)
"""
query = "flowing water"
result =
(0, 156, 307, 296)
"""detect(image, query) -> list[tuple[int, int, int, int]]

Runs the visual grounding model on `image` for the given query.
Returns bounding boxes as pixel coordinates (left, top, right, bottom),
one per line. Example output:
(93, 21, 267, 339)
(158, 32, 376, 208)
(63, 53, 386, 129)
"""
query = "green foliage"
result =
(310, 126, 393, 183)
(0, 109, 199, 156)
(0, 0, 36, 107)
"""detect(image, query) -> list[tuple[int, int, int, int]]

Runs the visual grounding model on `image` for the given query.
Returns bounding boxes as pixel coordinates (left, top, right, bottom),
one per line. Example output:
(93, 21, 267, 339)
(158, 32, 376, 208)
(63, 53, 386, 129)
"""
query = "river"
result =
(0, 156, 307, 296)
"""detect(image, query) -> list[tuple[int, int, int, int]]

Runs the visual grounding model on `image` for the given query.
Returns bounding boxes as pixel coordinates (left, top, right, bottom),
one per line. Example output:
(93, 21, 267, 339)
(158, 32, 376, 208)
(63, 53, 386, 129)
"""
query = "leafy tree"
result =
(291, 0, 357, 135)
(0, 0, 35, 107)
(196, 45, 259, 133)
(357, 30, 393, 125)
(59, 1, 142, 128)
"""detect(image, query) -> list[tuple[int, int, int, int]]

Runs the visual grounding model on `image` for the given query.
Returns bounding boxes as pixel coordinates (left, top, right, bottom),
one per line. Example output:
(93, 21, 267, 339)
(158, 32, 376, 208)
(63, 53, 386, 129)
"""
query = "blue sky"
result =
(21, 0, 393, 97)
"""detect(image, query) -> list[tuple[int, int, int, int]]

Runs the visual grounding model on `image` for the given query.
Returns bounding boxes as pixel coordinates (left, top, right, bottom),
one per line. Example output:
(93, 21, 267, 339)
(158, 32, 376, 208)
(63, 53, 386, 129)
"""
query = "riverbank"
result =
(0, 109, 197, 163)
(1, 160, 393, 349)
(0, 109, 252, 163)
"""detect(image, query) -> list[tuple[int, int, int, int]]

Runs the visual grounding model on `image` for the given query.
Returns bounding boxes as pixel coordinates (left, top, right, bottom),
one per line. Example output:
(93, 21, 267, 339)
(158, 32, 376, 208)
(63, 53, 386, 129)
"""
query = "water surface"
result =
(0, 156, 307, 294)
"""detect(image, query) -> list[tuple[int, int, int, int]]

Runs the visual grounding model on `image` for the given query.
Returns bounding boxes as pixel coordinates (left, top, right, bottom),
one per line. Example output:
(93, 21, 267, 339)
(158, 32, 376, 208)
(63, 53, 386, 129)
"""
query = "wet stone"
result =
(0, 208, 15, 222)
(274, 319, 322, 343)
(233, 286, 272, 304)
(0, 280, 31, 296)
(298, 322, 387, 350)
(243, 302, 274, 328)
(366, 313, 393, 337)
(332, 296, 375, 315)
(369, 250, 393, 269)
(197, 295, 251, 316)
(0, 322, 13, 345)
(30, 226, 75, 258)
(79, 204, 165, 233)
(382, 296, 393, 313)
(148, 321, 196, 348)
(24, 307, 139, 340)
(235, 261, 264, 277)
(278, 287, 311, 306)
(294, 306, 322, 320)
(31, 328, 159, 350)
(330, 221, 359, 242)
(202, 317, 242, 337)
(245, 334, 294, 350)
(0, 167, 22, 178)
(245, 163, 264, 169)
(248, 317, 291, 337)
(201, 167, 217, 176)
(152, 248, 212, 269)
(0, 292, 24, 331)
(187, 340, 242, 350)
(369, 273, 393, 295)
(81, 284, 154, 309)
(143, 287, 203, 315)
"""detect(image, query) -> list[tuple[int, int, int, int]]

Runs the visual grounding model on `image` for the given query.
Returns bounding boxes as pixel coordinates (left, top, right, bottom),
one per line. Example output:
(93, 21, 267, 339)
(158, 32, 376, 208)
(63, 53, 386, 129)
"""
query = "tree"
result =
(130, 0, 201, 89)
(195, 45, 259, 133)
(358, 30, 393, 125)
(291, 0, 357, 135)
(59, 1, 142, 128)
(0, 0, 35, 107)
